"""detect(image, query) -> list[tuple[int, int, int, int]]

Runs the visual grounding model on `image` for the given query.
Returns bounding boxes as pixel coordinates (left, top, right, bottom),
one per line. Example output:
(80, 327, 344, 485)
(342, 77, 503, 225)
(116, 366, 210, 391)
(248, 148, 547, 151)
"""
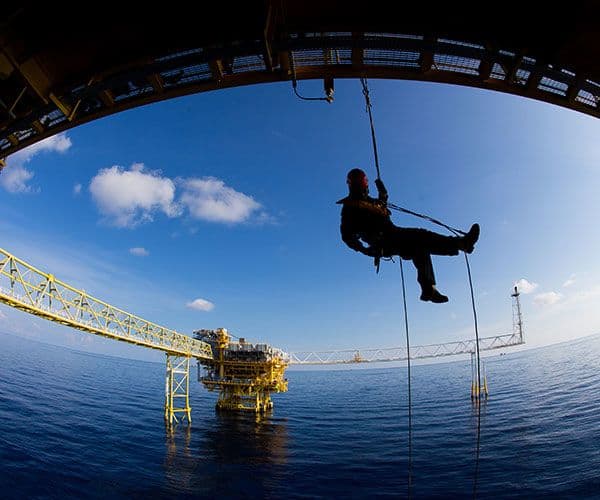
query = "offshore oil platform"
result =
(0, 246, 524, 425)
(194, 328, 289, 412)
(0, 247, 290, 425)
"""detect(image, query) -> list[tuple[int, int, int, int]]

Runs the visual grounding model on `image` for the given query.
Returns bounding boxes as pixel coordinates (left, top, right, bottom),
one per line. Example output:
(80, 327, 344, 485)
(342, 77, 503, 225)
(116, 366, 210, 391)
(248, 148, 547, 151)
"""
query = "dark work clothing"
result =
(378, 226, 461, 288)
(337, 195, 393, 251)
(337, 185, 463, 290)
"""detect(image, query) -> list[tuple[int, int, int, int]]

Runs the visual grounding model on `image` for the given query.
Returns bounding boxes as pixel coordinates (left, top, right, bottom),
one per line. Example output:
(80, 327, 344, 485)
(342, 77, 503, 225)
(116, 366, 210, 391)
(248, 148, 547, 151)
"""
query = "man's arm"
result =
(375, 178, 388, 203)
(340, 206, 376, 256)
(341, 223, 367, 253)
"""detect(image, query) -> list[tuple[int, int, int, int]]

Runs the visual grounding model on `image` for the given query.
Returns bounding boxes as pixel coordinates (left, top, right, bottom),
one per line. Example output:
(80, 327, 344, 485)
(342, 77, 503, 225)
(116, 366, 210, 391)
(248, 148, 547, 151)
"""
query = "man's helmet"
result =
(347, 168, 368, 191)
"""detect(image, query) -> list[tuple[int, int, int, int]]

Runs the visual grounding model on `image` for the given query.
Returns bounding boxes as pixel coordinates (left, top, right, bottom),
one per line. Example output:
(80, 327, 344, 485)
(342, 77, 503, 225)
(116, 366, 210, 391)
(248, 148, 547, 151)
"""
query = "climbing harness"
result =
(359, 78, 486, 491)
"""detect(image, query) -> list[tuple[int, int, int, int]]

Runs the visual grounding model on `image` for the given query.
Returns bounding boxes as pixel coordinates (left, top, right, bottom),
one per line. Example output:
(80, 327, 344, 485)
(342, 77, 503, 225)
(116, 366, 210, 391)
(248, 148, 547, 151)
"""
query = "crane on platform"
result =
(0, 246, 524, 422)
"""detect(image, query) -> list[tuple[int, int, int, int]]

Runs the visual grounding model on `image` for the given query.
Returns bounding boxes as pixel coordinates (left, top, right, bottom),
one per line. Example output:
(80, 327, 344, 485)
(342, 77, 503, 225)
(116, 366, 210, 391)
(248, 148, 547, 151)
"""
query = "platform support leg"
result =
(165, 355, 192, 425)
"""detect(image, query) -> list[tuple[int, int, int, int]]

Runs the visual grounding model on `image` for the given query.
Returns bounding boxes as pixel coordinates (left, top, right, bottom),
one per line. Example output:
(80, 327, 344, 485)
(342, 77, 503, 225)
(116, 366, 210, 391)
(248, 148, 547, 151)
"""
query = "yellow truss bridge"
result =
(0, 247, 289, 424)
(0, 246, 525, 423)
(0, 247, 212, 359)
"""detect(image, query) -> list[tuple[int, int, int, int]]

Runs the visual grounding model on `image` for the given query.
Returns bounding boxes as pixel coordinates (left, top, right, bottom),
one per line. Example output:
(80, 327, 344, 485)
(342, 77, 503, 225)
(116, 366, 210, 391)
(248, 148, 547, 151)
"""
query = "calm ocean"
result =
(1, 331, 599, 498)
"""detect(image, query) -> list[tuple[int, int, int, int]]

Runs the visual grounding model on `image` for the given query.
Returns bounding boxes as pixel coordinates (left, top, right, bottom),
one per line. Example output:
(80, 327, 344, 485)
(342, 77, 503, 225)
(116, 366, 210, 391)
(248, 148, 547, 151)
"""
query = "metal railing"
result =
(290, 332, 523, 365)
(0, 247, 212, 359)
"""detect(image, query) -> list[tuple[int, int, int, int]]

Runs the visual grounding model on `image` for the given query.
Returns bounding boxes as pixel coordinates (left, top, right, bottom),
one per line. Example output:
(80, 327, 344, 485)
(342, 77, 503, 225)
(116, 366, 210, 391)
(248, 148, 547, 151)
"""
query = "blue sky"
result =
(1, 78, 599, 362)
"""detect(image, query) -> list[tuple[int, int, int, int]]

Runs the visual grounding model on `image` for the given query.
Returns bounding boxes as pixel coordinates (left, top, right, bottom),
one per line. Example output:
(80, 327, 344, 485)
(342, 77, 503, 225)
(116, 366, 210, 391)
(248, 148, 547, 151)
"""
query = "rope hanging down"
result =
(361, 77, 465, 236)
(363, 76, 413, 492)
(360, 77, 382, 180)
(359, 77, 483, 393)
(399, 259, 413, 497)
(360, 74, 486, 457)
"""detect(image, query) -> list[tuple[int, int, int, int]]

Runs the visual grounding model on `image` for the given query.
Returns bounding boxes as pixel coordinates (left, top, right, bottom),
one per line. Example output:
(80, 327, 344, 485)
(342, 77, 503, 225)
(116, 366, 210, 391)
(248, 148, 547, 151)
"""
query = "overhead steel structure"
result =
(0, 2, 599, 163)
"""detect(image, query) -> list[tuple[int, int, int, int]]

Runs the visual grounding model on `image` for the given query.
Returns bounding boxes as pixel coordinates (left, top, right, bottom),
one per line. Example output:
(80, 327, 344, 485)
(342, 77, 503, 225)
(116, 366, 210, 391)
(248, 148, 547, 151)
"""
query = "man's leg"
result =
(412, 252, 448, 303)
(401, 228, 461, 256)
(383, 227, 451, 303)
(412, 251, 436, 290)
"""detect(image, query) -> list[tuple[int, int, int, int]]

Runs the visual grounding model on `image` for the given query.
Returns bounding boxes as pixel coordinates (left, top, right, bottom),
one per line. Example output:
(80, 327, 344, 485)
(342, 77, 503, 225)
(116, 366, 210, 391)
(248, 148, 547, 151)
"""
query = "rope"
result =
(360, 77, 382, 180)
(464, 254, 482, 398)
(473, 399, 482, 499)
(359, 75, 484, 496)
(399, 259, 413, 497)
(387, 203, 467, 236)
(360, 78, 466, 236)
(465, 252, 483, 499)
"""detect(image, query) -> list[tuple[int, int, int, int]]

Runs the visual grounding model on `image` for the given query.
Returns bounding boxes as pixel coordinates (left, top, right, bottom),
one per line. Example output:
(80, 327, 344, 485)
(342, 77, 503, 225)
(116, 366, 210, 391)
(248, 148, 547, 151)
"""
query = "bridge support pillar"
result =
(164, 355, 192, 426)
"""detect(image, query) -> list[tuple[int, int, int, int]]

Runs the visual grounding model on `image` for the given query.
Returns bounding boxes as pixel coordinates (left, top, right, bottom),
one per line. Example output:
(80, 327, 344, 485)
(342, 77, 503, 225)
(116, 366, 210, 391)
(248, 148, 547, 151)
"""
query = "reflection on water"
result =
(3, 333, 600, 497)
(471, 398, 487, 499)
(164, 424, 193, 490)
(163, 412, 289, 496)
(207, 412, 289, 466)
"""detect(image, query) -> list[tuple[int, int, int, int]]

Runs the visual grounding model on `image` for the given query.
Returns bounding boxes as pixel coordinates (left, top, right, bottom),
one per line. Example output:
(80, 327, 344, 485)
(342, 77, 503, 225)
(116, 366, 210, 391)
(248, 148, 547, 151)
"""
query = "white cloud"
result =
(73, 183, 82, 195)
(514, 278, 538, 294)
(0, 310, 6, 320)
(179, 177, 261, 223)
(563, 274, 576, 287)
(533, 292, 562, 306)
(129, 247, 149, 257)
(89, 163, 180, 227)
(7, 133, 72, 166)
(1, 133, 72, 193)
(186, 298, 215, 312)
(87, 165, 269, 227)
(0, 165, 36, 193)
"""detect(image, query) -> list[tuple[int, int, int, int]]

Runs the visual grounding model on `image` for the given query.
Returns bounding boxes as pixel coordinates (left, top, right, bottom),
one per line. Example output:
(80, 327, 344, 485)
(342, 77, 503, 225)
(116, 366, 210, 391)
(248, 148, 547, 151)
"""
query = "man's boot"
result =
(461, 223, 480, 254)
(420, 285, 449, 303)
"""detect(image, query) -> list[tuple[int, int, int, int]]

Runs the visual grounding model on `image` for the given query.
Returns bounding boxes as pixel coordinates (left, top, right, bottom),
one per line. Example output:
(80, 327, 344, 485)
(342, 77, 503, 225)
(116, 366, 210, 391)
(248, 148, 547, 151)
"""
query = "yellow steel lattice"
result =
(0, 247, 212, 359)
(165, 355, 192, 425)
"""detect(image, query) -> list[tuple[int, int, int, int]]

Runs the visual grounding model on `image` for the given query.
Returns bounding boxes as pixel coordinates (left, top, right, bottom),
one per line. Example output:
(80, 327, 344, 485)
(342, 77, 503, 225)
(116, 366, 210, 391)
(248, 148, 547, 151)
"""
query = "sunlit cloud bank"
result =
(533, 291, 562, 306)
(179, 177, 261, 224)
(514, 278, 538, 294)
(89, 164, 267, 228)
(1, 133, 72, 193)
(89, 164, 180, 227)
(186, 298, 215, 312)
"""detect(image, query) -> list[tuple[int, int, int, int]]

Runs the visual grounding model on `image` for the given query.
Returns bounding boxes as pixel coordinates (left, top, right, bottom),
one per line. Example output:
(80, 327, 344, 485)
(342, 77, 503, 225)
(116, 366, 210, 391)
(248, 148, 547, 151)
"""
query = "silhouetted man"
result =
(337, 168, 480, 303)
